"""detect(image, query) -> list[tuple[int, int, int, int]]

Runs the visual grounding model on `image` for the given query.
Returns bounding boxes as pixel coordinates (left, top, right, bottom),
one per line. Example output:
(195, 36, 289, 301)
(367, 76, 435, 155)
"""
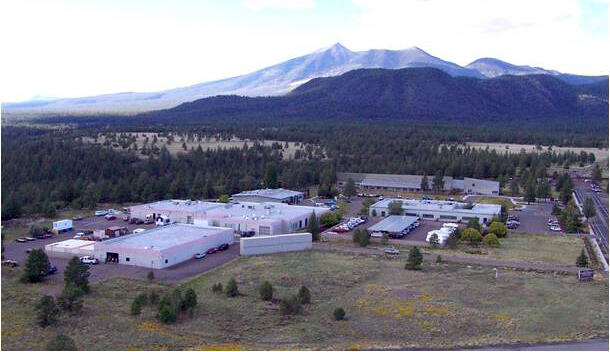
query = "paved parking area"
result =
(509, 203, 561, 235)
(3, 216, 240, 286)
(74, 215, 157, 234)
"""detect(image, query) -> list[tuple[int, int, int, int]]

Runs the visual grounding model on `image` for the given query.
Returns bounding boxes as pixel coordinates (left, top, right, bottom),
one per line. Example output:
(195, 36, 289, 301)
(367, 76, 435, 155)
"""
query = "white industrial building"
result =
(93, 224, 234, 269)
(45, 239, 96, 259)
(369, 198, 501, 224)
(337, 172, 499, 195)
(128, 199, 329, 236)
(240, 233, 312, 256)
(231, 188, 305, 204)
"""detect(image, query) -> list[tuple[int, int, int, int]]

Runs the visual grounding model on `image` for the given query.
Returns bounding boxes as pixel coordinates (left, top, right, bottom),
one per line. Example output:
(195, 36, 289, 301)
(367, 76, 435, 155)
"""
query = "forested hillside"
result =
(2, 123, 603, 220)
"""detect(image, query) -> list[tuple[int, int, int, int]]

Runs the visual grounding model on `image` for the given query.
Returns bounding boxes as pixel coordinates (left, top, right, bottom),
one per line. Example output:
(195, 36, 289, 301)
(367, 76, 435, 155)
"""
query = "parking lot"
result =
(3, 214, 241, 286)
(508, 203, 564, 235)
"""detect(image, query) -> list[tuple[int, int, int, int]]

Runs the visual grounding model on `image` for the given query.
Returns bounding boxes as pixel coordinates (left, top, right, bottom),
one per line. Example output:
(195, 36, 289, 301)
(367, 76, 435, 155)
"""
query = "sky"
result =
(1, 0, 608, 102)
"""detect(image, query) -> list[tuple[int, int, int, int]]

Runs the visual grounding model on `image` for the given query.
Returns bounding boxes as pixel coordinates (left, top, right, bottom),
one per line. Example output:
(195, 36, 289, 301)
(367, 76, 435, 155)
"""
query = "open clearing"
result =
(81, 132, 319, 160)
(2, 251, 607, 350)
(459, 142, 608, 162)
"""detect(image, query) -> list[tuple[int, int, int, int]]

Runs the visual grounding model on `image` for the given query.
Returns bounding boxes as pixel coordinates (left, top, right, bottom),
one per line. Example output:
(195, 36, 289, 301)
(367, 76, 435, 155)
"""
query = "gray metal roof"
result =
(232, 188, 303, 200)
(368, 215, 419, 233)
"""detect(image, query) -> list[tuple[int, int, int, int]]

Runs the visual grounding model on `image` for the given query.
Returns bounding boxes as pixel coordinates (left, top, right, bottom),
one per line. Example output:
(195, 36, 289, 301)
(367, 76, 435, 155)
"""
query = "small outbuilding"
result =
(45, 239, 96, 259)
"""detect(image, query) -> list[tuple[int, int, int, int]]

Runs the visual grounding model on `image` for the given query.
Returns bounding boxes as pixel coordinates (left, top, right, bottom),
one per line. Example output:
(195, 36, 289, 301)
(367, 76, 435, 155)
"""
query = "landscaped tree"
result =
(182, 288, 198, 311)
(428, 233, 439, 248)
(576, 248, 589, 267)
(536, 178, 551, 200)
(461, 228, 482, 244)
(488, 221, 507, 238)
(420, 174, 430, 192)
(307, 212, 320, 241)
(360, 198, 375, 216)
(259, 281, 273, 301)
(29, 224, 45, 238)
(58, 286, 84, 313)
(64, 256, 90, 293)
(297, 285, 311, 304)
(320, 212, 342, 227)
(482, 233, 500, 247)
(388, 200, 404, 215)
(225, 278, 239, 297)
(218, 194, 230, 203)
(405, 246, 423, 270)
(279, 295, 303, 315)
(583, 197, 597, 219)
(466, 217, 481, 231)
(343, 178, 356, 198)
(525, 180, 537, 203)
(36, 295, 59, 327)
(432, 171, 445, 193)
(592, 164, 602, 184)
(46, 333, 76, 351)
(333, 307, 346, 321)
(353, 229, 370, 247)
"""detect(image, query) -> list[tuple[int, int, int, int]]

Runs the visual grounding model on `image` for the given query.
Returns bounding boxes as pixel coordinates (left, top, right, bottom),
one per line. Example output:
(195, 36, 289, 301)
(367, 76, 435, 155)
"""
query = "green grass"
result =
(476, 196, 517, 210)
(2, 251, 607, 350)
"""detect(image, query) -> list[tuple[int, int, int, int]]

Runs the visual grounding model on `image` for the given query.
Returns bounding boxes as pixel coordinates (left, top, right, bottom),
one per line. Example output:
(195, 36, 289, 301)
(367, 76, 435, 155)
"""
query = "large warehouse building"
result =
(93, 224, 234, 269)
(337, 172, 499, 195)
(128, 199, 329, 236)
(231, 188, 304, 204)
(369, 198, 501, 224)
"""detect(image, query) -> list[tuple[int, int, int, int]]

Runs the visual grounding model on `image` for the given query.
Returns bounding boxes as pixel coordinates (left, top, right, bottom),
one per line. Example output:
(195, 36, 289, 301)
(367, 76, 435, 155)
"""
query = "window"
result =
(259, 226, 271, 235)
(405, 212, 417, 216)
(439, 215, 457, 220)
(422, 214, 434, 219)
(187, 216, 193, 224)
(381, 211, 386, 217)
(165, 259, 168, 264)
(126, 257, 130, 262)
(299, 220, 302, 228)
(305, 218, 308, 226)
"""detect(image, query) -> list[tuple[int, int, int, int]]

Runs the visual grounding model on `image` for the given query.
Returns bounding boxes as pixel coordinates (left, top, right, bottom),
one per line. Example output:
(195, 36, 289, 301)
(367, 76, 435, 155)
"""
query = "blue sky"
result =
(1, 0, 607, 101)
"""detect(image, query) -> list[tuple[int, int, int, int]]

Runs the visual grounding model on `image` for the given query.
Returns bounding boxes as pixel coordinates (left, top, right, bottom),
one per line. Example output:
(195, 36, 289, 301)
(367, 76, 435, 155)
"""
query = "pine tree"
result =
(307, 212, 320, 241)
(576, 248, 589, 267)
(36, 295, 59, 327)
(343, 178, 356, 198)
(259, 281, 273, 301)
(583, 197, 597, 219)
(297, 285, 311, 304)
(405, 246, 423, 270)
(225, 278, 239, 297)
(21, 249, 51, 283)
(420, 174, 430, 192)
(64, 256, 90, 293)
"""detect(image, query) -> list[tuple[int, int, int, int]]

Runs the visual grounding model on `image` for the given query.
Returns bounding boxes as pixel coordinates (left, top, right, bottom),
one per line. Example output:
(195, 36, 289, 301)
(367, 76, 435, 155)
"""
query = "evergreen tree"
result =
(576, 248, 589, 267)
(225, 278, 239, 297)
(21, 249, 51, 283)
(259, 281, 273, 301)
(592, 164, 602, 184)
(525, 180, 537, 203)
(583, 197, 597, 219)
(36, 295, 59, 327)
(432, 171, 445, 193)
(46, 334, 76, 351)
(388, 200, 404, 215)
(420, 174, 430, 192)
(297, 285, 311, 304)
(406, 246, 423, 270)
(509, 179, 520, 196)
(64, 256, 90, 293)
(343, 178, 356, 198)
(263, 163, 279, 188)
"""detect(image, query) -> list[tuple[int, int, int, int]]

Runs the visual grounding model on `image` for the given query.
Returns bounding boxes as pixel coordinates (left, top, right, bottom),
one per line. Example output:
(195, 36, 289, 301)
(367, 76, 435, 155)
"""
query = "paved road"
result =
(574, 179, 608, 256)
(313, 243, 581, 274)
(483, 338, 609, 351)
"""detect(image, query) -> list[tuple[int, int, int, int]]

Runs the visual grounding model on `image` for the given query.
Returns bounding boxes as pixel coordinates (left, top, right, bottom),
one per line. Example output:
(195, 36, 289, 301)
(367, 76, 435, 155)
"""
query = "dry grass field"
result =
(81, 132, 317, 160)
(460, 142, 608, 162)
(2, 251, 607, 350)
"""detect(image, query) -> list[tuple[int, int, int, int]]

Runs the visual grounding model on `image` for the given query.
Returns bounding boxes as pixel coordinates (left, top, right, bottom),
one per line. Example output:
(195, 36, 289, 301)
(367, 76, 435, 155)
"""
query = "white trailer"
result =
(53, 219, 73, 233)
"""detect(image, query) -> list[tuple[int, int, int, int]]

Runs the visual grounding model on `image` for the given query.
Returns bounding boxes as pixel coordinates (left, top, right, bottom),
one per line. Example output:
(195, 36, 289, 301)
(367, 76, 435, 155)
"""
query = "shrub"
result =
(352, 229, 370, 247)
(147, 269, 155, 281)
(149, 290, 160, 304)
(158, 304, 177, 324)
(320, 212, 342, 227)
(57, 286, 84, 313)
(64, 256, 90, 293)
(212, 283, 223, 293)
(131, 298, 142, 315)
(279, 295, 303, 315)
(333, 307, 346, 321)
(388, 200, 404, 215)
(436, 255, 442, 263)
(466, 218, 481, 231)
(297, 285, 311, 304)
(225, 278, 239, 297)
(182, 288, 197, 310)
(157, 289, 183, 324)
(489, 221, 507, 238)
(576, 248, 589, 267)
(428, 233, 439, 248)
(461, 228, 482, 243)
(46, 333, 76, 351)
(36, 295, 59, 327)
(29, 224, 45, 238)
(483, 233, 500, 247)
(405, 246, 423, 270)
(259, 281, 273, 301)
(447, 233, 459, 249)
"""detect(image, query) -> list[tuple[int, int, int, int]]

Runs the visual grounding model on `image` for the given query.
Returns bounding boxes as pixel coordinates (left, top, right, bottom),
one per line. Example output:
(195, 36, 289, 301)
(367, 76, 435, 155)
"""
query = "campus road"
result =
(482, 338, 609, 351)
(573, 179, 609, 256)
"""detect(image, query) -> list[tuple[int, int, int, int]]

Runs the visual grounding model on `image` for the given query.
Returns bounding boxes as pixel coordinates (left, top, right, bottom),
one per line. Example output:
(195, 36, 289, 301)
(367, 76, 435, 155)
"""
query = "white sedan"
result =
(370, 232, 384, 238)
(384, 247, 400, 255)
(80, 256, 99, 264)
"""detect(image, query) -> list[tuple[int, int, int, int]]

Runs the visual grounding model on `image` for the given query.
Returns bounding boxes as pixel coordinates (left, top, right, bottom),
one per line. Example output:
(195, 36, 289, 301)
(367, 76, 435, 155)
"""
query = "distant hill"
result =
(3, 43, 606, 115)
(143, 67, 608, 124)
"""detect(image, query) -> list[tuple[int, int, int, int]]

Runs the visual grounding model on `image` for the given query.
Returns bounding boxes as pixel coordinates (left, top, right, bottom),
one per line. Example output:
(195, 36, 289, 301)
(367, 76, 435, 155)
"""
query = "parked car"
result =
(74, 232, 86, 239)
(122, 214, 130, 221)
(72, 215, 84, 221)
(25, 237, 36, 241)
(370, 232, 384, 238)
(549, 226, 562, 232)
(194, 253, 206, 259)
(240, 231, 255, 238)
(15, 238, 27, 243)
(217, 243, 230, 251)
(144, 218, 154, 225)
(206, 248, 218, 255)
(47, 266, 58, 275)
(95, 210, 108, 216)
(2, 259, 19, 268)
(384, 247, 400, 255)
(80, 256, 99, 265)
(132, 228, 146, 234)
(105, 214, 116, 221)
(41, 233, 54, 239)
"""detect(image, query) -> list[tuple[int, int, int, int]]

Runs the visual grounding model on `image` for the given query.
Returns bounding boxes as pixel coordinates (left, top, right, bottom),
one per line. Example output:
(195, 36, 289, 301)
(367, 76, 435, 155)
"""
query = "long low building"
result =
(45, 239, 96, 259)
(231, 188, 304, 204)
(337, 172, 499, 195)
(369, 198, 501, 224)
(128, 199, 329, 236)
(240, 233, 312, 256)
(367, 215, 419, 236)
(93, 224, 234, 269)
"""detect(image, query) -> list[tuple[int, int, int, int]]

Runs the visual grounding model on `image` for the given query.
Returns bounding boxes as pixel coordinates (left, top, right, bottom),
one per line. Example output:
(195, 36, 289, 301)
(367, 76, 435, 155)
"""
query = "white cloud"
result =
(242, 0, 316, 10)
(346, 0, 608, 74)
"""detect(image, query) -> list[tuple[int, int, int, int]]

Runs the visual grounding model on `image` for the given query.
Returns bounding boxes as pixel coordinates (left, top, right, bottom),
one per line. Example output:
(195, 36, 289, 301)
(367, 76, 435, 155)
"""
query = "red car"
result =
(105, 214, 116, 220)
(206, 248, 217, 254)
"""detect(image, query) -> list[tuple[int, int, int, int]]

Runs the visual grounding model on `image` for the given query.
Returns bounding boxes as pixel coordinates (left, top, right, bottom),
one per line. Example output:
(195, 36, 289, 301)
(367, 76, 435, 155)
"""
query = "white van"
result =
(156, 215, 171, 226)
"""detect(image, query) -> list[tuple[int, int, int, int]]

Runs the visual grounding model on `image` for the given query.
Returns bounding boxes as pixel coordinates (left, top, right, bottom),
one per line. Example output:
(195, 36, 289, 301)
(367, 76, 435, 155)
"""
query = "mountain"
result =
(466, 58, 607, 85)
(4, 43, 606, 115)
(141, 67, 608, 124)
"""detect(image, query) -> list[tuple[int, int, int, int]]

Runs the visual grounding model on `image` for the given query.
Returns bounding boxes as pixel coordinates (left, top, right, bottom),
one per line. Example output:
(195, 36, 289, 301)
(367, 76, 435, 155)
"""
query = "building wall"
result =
(463, 178, 500, 195)
(240, 233, 312, 256)
(369, 206, 498, 224)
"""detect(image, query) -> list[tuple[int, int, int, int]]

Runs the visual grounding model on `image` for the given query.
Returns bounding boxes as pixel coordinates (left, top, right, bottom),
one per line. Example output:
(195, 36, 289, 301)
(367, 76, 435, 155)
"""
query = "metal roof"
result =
(371, 198, 501, 216)
(232, 188, 303, 200)
(368, 215, 419, 233)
